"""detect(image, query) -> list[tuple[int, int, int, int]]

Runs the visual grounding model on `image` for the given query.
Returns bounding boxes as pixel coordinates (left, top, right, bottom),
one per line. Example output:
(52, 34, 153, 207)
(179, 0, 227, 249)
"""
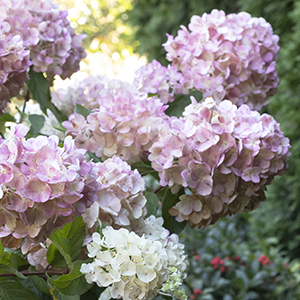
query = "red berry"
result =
(194, 254, 200, 261)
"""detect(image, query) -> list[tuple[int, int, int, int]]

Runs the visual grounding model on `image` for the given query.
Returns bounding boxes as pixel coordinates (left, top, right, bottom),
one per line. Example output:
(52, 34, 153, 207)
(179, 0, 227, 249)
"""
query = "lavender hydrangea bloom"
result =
(0, 124, 100, 252)
(29, 8, 86, 80)
(148, 97, 290, 228)
(61, 77, 169, 162)
(133, 59, 189, 104)
(0, 0, 86, 110)
(163, 9, 280, 110)
(82, 156, 147, 230)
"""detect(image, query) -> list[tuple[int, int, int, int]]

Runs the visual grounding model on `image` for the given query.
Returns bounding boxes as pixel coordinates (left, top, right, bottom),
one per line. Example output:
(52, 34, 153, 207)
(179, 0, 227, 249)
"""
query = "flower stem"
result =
(0, 269, 69, 278)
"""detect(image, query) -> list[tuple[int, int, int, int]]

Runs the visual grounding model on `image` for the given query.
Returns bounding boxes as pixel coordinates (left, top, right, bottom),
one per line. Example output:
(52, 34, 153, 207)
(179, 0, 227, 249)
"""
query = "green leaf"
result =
(49, 261, 93, 296)
(250, 259, 260, 274)
(144, 190, 159, 217)
(54, 123, 67, 133)
(26, 68, 66, 123)
(0, 263, 26, 279)
(234, 277, 245, 290)
(86, 151, 102, 163)
(131, 161, 159, 181)
(29, 275, 51, 295)
(160, 187, 186, 234)
(0, 252, 28, 269)
(235, 269, 249, 289)
(165, 90, 202, 117)
(0, 113, 15, 123)
(51, 287, 80, 300)
(48, 236, 72, 268)
(244, 291, 260, 300)
(0, 279, 40, 300)
(75, 104, 92, 119)
(0, 242, 4, 258)
(223, 295, 233, 300)
(210, 270, 221, 286)
(47, 244, 66, 269)
(81, 285, 105, 300)
(48, 217, 86, 268)
(27, 114, 45, 137)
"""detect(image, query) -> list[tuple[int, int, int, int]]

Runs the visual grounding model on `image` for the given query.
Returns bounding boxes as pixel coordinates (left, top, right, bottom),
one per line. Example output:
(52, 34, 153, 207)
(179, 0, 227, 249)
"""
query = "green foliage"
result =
(159, 187, 186, 234)
(26, 68, 66, 123)
(0, 279, 40, 300)
(165, 90, 202, 117)
(58, 0, 135, 60)
(144, 190, 159, 217)
(27, 114, 45, 137)
(75, 104, 92, 119)
(49, 261, 93, 296)
(131, 160, 160, 181)
(29, 275, 51, 295)
(47, 216, 86, 268)
(181, 215, 300, 300)
(0, 113, 15, 123)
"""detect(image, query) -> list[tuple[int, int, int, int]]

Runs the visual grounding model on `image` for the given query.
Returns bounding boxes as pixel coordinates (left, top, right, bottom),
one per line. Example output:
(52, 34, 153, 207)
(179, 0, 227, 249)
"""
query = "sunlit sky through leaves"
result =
(54, 0, 147, 88)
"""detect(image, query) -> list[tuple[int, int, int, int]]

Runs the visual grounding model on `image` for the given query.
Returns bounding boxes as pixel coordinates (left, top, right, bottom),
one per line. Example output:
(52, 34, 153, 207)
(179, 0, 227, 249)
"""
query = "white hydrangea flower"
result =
(135, 216, 188, 277)
(80, 222, 188, 300)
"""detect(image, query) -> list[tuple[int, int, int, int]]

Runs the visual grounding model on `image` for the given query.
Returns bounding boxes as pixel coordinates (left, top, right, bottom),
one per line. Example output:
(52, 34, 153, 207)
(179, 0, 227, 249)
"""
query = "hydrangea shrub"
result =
(0, 6, 291, 300)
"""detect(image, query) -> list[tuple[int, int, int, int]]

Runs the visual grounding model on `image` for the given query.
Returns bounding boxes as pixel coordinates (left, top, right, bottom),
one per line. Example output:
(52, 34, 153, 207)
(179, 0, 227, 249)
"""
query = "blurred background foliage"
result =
(57, 0, 300, 260)
(58, 0, 135, 57)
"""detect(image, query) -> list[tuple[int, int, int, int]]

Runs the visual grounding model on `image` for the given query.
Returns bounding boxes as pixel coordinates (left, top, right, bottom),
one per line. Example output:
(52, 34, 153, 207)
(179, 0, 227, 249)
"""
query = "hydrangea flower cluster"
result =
(62, 78, 169, 162)
(163, 9, 279, 110)
(80, 222, 188, 300)
(0, 0, 86, 108)
(51, 75, 109, 117)
(134, 216, 188, 277)
(133, 59, 189, 104)
(28, 4, 86, 80)
(148, 97, 290, 228)
(0, 124, 100, 253)
(83, 155, 147, 229)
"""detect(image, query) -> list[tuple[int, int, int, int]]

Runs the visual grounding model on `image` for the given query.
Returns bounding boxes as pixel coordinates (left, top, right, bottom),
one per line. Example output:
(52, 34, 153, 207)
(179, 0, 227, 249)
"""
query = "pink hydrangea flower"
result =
(0, 0, 86, 110)
(82, 156, 147, 230)
(133, 59, 189, 104)
(62, 77, 169, 162)
(149, 97, 290, 228)
(0, 124, 100, 251)
(163, 9, 279, 109)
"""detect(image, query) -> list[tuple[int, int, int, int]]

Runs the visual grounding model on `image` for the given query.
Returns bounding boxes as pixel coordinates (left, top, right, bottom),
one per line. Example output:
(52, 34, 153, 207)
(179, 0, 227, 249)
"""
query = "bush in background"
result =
(181, 215, 300, 300)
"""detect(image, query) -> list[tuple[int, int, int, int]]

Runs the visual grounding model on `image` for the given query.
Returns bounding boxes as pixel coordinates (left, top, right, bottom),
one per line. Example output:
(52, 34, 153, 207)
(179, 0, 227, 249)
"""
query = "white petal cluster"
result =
(80, 223, 188, 300)
(136, 216, 188, 277)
